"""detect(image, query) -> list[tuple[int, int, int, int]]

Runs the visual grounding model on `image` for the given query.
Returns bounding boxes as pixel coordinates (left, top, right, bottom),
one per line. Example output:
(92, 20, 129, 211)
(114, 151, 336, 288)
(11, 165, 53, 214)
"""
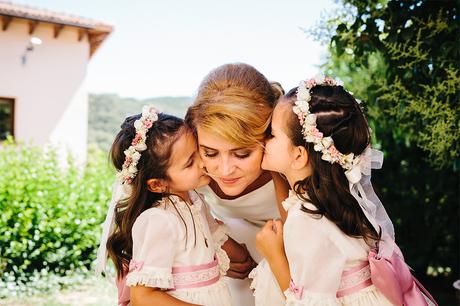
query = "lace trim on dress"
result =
(212, 224, 230, 275)
(249, 259, 286, 306)
(171, 257, 220, 290)
(126, 266, 174, 289)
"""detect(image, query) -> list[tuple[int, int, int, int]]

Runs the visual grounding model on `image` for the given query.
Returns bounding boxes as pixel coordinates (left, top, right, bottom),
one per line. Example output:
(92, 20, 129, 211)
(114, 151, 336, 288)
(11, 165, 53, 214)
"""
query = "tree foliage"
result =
(331, 0, 459, 169)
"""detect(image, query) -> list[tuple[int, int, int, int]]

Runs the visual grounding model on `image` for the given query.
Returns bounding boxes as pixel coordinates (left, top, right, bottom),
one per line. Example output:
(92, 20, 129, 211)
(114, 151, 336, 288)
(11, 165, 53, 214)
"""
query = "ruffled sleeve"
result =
(200, 194, 230, 275)
(126, 209, 177, 289)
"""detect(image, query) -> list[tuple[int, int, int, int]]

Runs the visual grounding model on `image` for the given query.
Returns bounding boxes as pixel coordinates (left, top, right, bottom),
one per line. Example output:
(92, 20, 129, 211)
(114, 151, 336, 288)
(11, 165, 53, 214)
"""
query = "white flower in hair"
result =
(297, 84, 311, 100)
(321, 137, 333, 149)
(135, 143, 147, 152)
(293, 75, 365, 180)
(305, 114, 316, 125)
(314, 143, 324, 152)
(119, 105, 159, 184)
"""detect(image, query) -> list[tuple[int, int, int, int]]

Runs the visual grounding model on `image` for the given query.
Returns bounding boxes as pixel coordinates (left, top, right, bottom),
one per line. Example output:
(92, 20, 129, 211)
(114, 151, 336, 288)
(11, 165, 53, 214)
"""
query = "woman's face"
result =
(196, 127, 264, 196)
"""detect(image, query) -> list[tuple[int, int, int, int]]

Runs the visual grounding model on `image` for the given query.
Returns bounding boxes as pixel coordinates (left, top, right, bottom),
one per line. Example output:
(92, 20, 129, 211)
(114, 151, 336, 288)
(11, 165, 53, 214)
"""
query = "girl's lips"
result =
(220, 177, 241, 185)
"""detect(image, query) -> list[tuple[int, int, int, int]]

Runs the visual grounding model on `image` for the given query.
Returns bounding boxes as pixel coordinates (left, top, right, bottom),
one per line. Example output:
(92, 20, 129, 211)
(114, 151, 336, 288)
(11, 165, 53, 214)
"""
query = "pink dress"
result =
(119, 191, 232, 306)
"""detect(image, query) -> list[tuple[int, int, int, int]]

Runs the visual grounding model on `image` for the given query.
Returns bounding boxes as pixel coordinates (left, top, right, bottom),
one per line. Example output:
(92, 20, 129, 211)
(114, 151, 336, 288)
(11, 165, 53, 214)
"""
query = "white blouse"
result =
(198, 181, 280, 262)
(198, 181, 281, 306)
(126, 191, 233, 306)
(250, 192, 393, 306)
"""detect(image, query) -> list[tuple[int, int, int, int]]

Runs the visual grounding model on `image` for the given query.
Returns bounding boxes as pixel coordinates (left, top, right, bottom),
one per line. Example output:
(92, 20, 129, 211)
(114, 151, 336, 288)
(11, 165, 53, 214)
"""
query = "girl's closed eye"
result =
(185, 158, 194, 168)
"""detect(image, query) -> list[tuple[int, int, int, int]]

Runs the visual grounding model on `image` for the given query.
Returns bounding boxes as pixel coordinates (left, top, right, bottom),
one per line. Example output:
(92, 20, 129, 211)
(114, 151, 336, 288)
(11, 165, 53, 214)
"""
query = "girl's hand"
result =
(255, 219, 284, 261)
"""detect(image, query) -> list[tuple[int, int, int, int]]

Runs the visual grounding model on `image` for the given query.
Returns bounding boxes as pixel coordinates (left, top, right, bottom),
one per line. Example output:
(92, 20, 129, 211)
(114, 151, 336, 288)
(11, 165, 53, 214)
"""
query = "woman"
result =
(186, 63, 287, 306)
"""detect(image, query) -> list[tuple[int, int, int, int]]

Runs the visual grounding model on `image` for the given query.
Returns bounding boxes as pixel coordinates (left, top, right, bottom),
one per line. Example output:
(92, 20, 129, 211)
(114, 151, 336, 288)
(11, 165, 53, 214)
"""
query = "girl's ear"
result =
(146, 178, 168, 193)
(290, 145, 309, 170)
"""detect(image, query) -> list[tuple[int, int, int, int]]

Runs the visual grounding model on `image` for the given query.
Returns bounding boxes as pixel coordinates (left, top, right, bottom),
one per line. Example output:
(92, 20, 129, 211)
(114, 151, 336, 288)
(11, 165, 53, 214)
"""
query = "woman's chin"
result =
(216, 180, 248, 197)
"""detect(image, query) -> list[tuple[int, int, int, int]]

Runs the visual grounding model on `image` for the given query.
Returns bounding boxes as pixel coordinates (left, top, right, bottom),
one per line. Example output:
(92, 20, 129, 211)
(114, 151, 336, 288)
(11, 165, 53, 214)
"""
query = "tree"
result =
(331, 0, 459, 169)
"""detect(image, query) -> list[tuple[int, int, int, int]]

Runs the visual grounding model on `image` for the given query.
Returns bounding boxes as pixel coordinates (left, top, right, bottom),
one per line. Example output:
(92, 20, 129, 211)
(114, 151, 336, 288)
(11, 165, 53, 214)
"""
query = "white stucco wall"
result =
(0, 19, 89, 161)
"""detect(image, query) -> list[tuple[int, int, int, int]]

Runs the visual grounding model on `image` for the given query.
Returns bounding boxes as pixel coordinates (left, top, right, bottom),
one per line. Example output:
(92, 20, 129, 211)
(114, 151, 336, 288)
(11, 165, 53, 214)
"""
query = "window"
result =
(0, 98, 14, 140)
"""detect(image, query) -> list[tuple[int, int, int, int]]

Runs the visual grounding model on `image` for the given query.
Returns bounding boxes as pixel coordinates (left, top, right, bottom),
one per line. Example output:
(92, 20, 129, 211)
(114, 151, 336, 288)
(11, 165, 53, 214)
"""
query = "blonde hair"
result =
(186, 63, 283, 147)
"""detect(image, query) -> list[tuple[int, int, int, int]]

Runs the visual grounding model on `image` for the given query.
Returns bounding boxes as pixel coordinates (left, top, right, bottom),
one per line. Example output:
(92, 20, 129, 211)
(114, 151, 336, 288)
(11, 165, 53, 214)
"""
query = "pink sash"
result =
(289, 261, 374, 300)
(116, 257, 219, 306)
(369, 243, 438, 306)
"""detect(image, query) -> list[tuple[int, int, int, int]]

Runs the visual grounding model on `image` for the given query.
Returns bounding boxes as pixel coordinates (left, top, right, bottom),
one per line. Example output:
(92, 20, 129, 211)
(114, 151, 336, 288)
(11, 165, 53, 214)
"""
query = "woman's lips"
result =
(220, 177, 241, 185)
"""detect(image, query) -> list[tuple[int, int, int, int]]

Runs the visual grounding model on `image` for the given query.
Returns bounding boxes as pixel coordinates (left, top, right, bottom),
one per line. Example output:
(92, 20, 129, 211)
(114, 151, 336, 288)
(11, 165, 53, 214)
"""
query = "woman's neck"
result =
(209, 170, 272, 200)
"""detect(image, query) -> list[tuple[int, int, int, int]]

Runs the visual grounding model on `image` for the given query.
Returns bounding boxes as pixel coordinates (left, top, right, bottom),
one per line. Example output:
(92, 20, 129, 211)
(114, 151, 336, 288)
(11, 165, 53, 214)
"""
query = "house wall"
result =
(0, 18, 89, 161)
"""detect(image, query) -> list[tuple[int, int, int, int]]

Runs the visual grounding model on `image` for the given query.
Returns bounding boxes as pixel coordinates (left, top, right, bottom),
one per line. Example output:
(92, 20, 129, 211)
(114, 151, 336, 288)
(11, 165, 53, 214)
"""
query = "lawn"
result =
(2, 276, 117, 306)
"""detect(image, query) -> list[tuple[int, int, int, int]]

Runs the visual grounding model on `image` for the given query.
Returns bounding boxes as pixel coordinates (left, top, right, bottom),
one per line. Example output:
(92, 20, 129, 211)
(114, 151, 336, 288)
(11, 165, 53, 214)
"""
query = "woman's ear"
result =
(290, 145, 309, 170)
(146, 178, 168, 193)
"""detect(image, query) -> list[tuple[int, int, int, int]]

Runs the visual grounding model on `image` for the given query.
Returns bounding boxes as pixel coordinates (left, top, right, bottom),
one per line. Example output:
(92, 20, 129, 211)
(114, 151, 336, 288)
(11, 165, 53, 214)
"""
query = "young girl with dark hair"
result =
(250, 77, 437, 306)
(96, 106, 232, 306)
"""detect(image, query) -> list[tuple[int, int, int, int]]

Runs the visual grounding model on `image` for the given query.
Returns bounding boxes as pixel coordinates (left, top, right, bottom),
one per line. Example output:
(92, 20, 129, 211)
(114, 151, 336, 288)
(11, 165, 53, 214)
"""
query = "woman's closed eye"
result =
(203, 151, 218, 158)
(234, 152, 251, 159)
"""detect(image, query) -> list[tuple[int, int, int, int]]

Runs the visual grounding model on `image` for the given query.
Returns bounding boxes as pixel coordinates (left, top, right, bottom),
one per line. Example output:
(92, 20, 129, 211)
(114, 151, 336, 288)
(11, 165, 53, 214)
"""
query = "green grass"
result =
(2, 276, 117, 306)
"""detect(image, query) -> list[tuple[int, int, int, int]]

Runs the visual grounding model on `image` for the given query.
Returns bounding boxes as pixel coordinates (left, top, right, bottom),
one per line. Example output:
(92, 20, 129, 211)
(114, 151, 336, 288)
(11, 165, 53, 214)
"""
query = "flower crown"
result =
(292, 75, 364, 174)
(118, 105, 159, 184)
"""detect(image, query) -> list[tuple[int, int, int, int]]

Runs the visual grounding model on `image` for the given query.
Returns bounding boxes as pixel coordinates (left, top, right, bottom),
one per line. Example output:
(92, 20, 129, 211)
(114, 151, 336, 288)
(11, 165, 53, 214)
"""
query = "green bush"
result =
(0, 139, 114, 297)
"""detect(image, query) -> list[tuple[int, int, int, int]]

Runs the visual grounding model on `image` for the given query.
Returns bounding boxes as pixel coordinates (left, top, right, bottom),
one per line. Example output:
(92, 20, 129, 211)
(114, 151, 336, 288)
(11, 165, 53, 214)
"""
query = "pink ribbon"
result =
(128, 259, 144, 272)
(115, 260, 144, 306)
(116, 263, 131, 306)
(369, 244, 438, 306)
(289, 279, 304, 300)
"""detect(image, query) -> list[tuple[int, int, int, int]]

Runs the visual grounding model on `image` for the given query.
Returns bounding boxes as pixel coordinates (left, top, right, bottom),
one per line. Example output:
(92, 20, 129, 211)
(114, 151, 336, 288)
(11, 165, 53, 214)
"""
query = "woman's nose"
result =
(220, 156, 235, 176)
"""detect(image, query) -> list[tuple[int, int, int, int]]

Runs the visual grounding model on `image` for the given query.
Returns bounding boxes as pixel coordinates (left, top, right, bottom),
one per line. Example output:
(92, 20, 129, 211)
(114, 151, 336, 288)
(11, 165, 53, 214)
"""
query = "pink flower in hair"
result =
(306, 79, 317, 88)
(131, 133, 142, 146)
(123, 156, 132, 168)
(323, 77, 337, 86)
(310, 128, 323, 139)
(144, 119, 153, 129)
(328, 146, 340, 162)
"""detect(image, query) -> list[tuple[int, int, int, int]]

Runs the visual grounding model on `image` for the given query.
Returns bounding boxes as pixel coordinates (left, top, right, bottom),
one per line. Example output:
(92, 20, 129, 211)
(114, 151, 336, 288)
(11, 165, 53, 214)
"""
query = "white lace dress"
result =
(250, 192, 394, 306)
(198, 181, 281, 306)
(126, 191, 233, 306)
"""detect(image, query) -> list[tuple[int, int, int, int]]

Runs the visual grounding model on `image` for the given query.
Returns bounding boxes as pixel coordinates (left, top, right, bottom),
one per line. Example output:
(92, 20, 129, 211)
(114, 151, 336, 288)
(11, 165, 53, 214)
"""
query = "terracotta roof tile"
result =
(0, 1, 113, 56)
(0, 1, 112, 31)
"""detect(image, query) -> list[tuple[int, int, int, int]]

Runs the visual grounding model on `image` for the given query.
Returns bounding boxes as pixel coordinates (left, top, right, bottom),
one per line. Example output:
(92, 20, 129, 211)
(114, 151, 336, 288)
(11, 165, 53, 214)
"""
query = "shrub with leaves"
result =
(0, 139, 114, 297)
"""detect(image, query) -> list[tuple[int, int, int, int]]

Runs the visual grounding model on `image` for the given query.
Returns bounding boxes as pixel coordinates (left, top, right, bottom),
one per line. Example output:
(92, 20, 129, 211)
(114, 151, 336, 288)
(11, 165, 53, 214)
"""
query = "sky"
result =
(16, 0, 337, 99)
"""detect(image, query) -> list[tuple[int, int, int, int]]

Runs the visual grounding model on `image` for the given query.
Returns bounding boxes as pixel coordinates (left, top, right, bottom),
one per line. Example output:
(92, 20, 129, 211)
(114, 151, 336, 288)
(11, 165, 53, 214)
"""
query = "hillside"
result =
(88, 94, 193, 151)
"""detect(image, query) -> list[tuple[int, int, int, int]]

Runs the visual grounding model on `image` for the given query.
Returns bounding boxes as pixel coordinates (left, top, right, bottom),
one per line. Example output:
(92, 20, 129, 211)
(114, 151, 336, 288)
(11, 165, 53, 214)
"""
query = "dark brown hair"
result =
(283, 85, 379, 244)
(107, 113, 187, 278)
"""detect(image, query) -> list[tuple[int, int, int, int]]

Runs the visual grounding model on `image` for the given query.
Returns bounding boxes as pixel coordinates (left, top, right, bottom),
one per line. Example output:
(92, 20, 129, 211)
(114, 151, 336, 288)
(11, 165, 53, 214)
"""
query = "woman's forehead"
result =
(196, 127, 251, 151)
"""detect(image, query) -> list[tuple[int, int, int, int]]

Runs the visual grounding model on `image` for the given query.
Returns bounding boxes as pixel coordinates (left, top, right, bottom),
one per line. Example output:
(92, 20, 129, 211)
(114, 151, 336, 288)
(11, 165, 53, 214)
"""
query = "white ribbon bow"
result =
(346, 148, 396, 258)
